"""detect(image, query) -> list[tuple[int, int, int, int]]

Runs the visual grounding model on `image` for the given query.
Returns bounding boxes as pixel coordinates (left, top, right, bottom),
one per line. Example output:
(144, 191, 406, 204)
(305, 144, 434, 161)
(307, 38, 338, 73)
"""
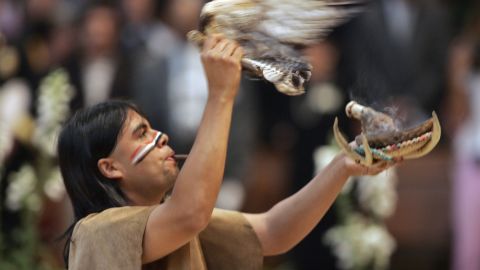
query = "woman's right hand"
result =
(201, 35, 244, 102)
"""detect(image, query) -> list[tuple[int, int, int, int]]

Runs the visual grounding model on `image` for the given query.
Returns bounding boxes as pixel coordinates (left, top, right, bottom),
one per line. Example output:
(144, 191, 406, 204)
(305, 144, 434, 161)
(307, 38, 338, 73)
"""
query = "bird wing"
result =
(203, 0, 363, 46)
(258, 0, 363, 45)
(193, 0, 363, 95)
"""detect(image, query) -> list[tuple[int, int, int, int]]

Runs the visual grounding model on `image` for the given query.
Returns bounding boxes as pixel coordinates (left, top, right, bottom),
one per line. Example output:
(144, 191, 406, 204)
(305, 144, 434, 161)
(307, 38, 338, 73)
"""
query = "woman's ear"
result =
(97, 158, 124, 180)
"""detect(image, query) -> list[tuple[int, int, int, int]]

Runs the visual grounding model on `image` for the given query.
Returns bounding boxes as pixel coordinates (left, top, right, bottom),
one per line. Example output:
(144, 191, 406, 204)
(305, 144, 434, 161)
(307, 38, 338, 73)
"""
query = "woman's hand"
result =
(201, 35, 244, 102)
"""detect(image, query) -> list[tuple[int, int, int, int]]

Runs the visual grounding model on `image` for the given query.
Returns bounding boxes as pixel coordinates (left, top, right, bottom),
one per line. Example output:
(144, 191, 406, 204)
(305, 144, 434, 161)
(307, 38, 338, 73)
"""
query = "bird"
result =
(188, 0, 364, 96)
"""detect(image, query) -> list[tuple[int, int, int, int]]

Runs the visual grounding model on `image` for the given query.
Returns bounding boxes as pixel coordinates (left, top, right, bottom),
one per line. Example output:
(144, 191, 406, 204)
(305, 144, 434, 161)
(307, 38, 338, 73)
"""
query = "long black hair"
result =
(58, 100, 144, 267)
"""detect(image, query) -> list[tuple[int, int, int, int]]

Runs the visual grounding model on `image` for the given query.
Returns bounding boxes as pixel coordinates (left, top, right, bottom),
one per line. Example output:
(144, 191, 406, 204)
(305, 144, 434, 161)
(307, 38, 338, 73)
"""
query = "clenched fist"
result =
(201, 35, 244, 102)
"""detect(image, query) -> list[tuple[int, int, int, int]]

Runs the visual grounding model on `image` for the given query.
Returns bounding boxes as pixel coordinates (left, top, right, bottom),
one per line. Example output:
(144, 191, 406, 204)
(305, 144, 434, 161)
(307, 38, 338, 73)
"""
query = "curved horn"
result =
(403, 111, 441, 159)
(333, 117, 365, 163)
(360, 133, 373, 166)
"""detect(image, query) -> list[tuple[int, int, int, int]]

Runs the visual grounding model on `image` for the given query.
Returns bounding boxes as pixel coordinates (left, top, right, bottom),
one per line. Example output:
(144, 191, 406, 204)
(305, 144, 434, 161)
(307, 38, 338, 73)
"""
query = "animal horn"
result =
(360, 133, 373, 166)
(402, 111, 441, 159)
(333, 117, 365, 164)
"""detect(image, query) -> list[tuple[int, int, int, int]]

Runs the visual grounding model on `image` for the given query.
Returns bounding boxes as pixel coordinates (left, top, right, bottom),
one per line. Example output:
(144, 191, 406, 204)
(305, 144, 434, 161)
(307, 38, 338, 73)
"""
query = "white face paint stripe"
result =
(131, 131, 163, 165)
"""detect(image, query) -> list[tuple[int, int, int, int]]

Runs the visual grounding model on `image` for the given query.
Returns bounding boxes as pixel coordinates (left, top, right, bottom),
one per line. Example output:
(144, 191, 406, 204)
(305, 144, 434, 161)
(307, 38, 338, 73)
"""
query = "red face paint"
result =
(130, 131, 163, 165)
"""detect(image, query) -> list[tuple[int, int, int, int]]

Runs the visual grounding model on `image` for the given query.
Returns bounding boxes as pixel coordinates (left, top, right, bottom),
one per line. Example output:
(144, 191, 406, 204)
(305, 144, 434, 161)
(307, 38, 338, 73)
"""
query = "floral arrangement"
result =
(0, 69, 74, 269)
(314, 143, 397, 270)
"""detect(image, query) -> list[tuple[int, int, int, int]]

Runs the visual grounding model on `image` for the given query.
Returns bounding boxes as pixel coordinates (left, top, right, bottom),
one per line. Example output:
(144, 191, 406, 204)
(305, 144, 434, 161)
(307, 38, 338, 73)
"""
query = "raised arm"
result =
(244, 153, 391, 256)
(143, 36, 243, 262)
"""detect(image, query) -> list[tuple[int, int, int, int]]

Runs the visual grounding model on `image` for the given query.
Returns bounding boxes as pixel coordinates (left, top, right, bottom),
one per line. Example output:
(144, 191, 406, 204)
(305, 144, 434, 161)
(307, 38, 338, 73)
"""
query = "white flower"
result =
(32, 69, 75, 156)
(43, 167, 66, 202)
(313, 145, 337, 172)
(307, 83, 344, 114)
(357, 168, 398, 218)
(363, 223, 397, 269)
(0, 120, 13, 171)
(26, 193, 42, 213)
(0, 79, 31, 168)
(0, 79, 31, 126)
(5, 164, 37, 211)
(316, 140, 398, 269)
(314, 145, 354, 193)
(324, 214, 396, 270)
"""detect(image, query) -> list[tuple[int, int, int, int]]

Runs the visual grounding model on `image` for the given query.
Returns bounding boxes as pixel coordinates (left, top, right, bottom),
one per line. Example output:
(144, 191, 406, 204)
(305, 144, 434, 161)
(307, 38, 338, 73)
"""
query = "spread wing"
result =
(202, 0, 363, 45)
(260, 0, 362, 45)
(190, 0, 364, 95)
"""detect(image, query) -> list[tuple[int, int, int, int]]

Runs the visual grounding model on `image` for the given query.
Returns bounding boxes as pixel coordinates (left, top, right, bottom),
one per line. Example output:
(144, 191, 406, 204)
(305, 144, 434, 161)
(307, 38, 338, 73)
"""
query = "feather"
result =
(189, 0, 364, 95)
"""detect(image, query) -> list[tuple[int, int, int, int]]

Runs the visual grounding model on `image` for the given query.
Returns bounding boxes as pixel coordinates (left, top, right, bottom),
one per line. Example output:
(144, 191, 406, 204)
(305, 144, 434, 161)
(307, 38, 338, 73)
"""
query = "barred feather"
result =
(189, 0, 364, 95)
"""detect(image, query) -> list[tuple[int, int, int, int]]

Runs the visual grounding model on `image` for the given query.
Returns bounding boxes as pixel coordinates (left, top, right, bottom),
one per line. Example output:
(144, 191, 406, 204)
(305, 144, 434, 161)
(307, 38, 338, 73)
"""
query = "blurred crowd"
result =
(1, 0, 480, 269)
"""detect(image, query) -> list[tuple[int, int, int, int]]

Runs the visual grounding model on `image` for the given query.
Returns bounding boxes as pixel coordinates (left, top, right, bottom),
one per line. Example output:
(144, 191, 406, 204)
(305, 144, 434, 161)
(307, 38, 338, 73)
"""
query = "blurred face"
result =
(122, 0, 154, 24)
(164, 0, 203, 35)
(27, 0, 57, 19)
(83, 6, 118, 55)
(303, 41, 339, 82)
(105, 110, 179, 204)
